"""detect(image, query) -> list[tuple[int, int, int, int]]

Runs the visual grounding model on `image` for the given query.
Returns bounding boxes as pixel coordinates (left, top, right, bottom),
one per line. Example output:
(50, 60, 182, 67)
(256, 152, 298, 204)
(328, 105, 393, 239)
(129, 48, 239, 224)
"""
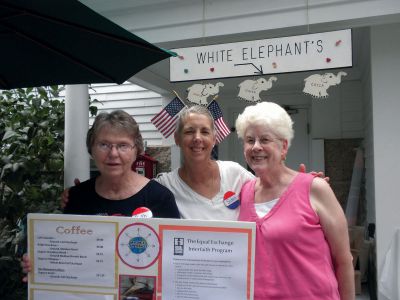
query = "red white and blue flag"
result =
(207, 100, 231, 144)
(151, 96, 186, 138)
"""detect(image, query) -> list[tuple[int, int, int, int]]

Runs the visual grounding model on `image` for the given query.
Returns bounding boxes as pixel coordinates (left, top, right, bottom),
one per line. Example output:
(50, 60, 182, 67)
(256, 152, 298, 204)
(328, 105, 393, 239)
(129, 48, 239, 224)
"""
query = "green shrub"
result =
(0, 86, 65, 299)
(0, 86, 98, 299)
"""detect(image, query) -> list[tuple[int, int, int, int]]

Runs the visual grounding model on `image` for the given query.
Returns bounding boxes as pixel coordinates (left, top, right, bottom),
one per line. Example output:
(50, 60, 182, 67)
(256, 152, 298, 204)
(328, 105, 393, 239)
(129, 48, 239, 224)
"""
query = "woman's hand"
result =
(299, 163, 330, 182)
(21, 253, 31, 283)
(61, 178, 80, 209)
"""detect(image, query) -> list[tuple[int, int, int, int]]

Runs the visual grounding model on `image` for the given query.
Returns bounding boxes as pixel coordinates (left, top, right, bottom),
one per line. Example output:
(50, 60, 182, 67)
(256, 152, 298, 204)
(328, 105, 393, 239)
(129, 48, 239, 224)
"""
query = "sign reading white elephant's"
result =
(170, 29, 352, 82)
(27, 213, 256, 300)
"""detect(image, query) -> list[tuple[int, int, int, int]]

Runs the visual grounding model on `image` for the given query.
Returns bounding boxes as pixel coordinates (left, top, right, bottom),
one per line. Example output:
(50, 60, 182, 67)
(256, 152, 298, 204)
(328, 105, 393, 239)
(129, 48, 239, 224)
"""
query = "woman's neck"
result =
(96, 172, 148, 200)
(179, 160, 220, 199)
(255, 166, 297, 203)
(180, 159, 216, 182)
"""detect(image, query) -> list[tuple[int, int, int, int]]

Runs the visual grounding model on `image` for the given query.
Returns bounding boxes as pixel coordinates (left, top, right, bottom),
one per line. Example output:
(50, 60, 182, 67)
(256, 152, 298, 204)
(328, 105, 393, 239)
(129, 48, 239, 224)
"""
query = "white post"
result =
(64, 84, 90, 188)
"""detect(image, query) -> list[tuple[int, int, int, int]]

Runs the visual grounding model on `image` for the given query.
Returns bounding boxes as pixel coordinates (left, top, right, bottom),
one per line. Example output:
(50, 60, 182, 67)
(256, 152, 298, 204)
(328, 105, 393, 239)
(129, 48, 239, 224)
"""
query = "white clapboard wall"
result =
(89, 82, 164, 146)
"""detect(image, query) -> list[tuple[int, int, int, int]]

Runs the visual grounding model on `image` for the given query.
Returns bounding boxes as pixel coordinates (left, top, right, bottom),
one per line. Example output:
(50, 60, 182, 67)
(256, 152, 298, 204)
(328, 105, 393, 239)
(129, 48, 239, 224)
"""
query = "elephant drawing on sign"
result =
(303, 71, 347, 98)
(237, 76, 277, 102)
(186, 82, 224, 105)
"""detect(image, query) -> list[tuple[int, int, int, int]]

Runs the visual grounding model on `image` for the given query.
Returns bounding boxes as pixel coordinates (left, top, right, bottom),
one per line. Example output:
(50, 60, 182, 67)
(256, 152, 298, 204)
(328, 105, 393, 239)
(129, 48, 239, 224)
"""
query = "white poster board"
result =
(170, 29, 352, 82)
(28, 213, 256, 300)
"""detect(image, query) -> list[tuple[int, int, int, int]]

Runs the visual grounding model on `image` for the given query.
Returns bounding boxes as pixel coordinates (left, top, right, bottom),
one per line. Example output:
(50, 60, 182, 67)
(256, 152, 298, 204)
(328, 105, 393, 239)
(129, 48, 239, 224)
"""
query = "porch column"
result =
(371, 23, 400, 299)
(64, 84, 90, 188)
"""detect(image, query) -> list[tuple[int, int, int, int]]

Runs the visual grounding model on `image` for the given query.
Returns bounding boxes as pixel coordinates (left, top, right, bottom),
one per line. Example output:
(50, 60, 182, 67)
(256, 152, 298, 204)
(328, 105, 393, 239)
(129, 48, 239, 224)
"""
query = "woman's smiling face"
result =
(175, 112, 217, 162)
(243, 124, 287, 174)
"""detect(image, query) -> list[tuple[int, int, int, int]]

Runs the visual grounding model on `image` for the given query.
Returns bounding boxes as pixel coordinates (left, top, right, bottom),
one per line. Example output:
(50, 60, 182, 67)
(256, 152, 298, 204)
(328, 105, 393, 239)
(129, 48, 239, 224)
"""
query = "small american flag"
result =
(207, 100, 231, 144)
(151, 97, 186, 138)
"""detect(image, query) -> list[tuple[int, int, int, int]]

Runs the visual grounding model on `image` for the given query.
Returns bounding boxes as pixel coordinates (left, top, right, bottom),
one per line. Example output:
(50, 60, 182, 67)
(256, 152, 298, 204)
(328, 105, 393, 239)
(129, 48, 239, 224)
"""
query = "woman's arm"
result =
(310, 178, 355, 300)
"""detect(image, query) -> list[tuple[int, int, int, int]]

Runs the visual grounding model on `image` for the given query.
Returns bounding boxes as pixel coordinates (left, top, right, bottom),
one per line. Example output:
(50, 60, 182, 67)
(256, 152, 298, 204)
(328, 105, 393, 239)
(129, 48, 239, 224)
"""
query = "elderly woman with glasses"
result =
(22, 110, 180, 280)
(236, 102, 354, 300)
(64, 110, 180, 218)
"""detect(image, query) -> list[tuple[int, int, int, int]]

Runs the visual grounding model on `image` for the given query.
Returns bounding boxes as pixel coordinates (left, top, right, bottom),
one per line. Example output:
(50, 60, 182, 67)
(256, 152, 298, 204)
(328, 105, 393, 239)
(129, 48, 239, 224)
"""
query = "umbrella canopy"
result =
(0, 0, 173, 89)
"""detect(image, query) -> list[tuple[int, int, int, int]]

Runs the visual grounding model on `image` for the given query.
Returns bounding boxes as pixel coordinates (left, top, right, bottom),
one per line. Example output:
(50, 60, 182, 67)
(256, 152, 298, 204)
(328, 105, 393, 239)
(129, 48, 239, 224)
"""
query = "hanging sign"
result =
(303, 71, 347, 98)
(237, 76, 277, 102)
(170, 29, 352, 82)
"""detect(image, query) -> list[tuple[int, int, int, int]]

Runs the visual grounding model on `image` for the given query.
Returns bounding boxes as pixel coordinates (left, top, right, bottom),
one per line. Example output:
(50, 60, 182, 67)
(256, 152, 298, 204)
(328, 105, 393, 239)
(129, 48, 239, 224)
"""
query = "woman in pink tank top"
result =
(235, 102, 354, 300)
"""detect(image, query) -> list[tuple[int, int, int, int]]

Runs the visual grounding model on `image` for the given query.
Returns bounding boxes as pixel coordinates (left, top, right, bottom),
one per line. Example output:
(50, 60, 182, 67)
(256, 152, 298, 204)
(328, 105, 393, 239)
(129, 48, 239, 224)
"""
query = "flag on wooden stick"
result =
(151, 96, 186, 138)
(207, 100, 231, 144)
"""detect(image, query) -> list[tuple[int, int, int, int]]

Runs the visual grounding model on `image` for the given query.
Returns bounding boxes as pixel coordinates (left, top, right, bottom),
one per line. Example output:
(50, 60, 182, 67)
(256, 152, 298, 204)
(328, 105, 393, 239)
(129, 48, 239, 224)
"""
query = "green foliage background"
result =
(0, 86, 97, 299)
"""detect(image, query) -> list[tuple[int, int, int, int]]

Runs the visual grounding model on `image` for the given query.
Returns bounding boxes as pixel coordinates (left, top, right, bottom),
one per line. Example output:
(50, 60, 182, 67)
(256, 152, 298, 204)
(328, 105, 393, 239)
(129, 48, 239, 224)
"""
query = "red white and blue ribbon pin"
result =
(132, 207, 153, 218)
(223, 191, 240, 209)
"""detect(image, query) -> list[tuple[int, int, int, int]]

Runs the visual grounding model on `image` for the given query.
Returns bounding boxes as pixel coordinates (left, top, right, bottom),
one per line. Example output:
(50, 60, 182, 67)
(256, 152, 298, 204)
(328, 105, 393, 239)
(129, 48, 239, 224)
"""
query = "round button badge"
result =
(223, 191, 240, 209)
(132, 207, 153, 218)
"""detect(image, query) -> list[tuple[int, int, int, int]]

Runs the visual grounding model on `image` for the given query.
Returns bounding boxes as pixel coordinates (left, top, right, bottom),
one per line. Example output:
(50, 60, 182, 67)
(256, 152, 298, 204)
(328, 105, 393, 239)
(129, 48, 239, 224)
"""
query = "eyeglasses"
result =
(96, 142, 135, 153)
(244, 136, 279, 146)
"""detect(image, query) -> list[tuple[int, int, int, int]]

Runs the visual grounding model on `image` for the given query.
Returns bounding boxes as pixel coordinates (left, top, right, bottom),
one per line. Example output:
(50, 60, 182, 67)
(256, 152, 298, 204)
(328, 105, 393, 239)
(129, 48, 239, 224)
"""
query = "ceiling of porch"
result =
(80, 0, 374, 97)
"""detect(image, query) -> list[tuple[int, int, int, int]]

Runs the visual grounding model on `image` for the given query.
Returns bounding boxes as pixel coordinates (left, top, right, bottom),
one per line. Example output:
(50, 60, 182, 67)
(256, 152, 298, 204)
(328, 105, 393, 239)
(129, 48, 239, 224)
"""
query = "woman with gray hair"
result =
(236, 101, 354, 300)
(155, 105, 254, 220)
(64, 110, 179, 218)
(22, 110, 180, 280)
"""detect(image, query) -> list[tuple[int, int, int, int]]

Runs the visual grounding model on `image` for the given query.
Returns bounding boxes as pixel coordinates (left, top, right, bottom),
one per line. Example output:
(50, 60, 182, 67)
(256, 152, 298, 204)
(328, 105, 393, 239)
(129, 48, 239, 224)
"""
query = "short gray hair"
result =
(235, 101, 294, 148)
(86, 110, 144, 154)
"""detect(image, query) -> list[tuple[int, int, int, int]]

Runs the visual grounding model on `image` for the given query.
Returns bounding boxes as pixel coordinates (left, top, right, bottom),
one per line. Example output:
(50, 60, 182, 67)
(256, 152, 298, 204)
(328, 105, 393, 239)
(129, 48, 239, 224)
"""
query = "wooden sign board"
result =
(170, 29, 352, 82)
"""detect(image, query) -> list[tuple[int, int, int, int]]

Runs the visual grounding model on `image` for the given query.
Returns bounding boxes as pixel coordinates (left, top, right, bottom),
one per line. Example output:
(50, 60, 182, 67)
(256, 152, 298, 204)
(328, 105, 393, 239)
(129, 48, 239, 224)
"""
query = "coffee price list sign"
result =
(28, 213, 255, 300)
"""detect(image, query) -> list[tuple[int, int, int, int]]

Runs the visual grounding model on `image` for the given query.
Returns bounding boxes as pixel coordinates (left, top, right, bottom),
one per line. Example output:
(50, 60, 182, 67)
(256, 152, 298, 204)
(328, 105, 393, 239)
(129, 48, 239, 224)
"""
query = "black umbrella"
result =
(0, 0, 174, 89)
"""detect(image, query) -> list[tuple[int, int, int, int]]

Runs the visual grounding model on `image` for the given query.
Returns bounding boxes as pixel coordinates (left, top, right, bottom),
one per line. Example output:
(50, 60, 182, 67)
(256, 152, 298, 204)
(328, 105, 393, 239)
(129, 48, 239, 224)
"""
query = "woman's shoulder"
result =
(70, 177, 96, 194)
(154, 168, 179, 186)
(147, 179, 174, 195)
(64, 178, 97, 214)
(310, 176, 332, 195)
(217, 160, 255, 179)
(216, 160, 243, 169)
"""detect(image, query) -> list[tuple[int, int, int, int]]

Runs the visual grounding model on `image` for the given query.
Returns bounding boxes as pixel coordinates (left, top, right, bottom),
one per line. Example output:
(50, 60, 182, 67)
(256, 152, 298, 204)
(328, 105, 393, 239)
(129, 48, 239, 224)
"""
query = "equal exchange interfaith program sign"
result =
(170, 29, 352, 82)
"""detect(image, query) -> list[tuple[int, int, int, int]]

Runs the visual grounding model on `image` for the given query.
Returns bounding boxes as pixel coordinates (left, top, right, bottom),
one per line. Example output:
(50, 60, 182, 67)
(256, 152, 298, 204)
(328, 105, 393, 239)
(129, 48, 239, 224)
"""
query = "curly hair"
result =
(235, 101, 294, 148)
(86, 110, 144, 154)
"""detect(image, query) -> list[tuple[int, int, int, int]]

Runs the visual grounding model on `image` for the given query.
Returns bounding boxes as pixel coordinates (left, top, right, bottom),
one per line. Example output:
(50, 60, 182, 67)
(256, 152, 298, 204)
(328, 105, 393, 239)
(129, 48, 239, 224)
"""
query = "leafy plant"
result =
(0, 86, 99, 299)
(0, 87, 65, 225)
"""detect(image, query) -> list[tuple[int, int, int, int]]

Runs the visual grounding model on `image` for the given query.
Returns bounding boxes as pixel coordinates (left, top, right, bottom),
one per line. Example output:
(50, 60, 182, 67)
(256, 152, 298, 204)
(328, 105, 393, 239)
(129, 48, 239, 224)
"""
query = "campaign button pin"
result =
(223, 191, 240, 209)
(132, 207, 153, 218)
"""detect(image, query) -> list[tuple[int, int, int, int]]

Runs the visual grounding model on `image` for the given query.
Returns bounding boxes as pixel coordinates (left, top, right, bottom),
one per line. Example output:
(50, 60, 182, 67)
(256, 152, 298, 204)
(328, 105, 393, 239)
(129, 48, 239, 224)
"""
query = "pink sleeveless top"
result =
(239, 173, 340, 300)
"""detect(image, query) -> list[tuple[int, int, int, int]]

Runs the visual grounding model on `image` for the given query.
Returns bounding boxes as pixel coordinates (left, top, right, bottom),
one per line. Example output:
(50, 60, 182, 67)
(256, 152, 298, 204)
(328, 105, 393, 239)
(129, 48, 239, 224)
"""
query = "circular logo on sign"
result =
(223, 191, 240, 209)
(117, 223, 160, 269)
(128, 236, 148, 254)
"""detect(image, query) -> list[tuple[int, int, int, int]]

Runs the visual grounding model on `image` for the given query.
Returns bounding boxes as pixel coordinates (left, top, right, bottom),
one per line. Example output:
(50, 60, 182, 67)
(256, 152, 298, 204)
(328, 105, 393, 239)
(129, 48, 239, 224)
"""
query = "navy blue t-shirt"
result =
(64, 177, 180, 218)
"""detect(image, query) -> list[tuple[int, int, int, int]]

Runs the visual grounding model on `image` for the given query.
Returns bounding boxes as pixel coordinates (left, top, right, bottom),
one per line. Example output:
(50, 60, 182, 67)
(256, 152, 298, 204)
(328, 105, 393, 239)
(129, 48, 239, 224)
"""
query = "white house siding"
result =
(88, 82, 164, 146)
